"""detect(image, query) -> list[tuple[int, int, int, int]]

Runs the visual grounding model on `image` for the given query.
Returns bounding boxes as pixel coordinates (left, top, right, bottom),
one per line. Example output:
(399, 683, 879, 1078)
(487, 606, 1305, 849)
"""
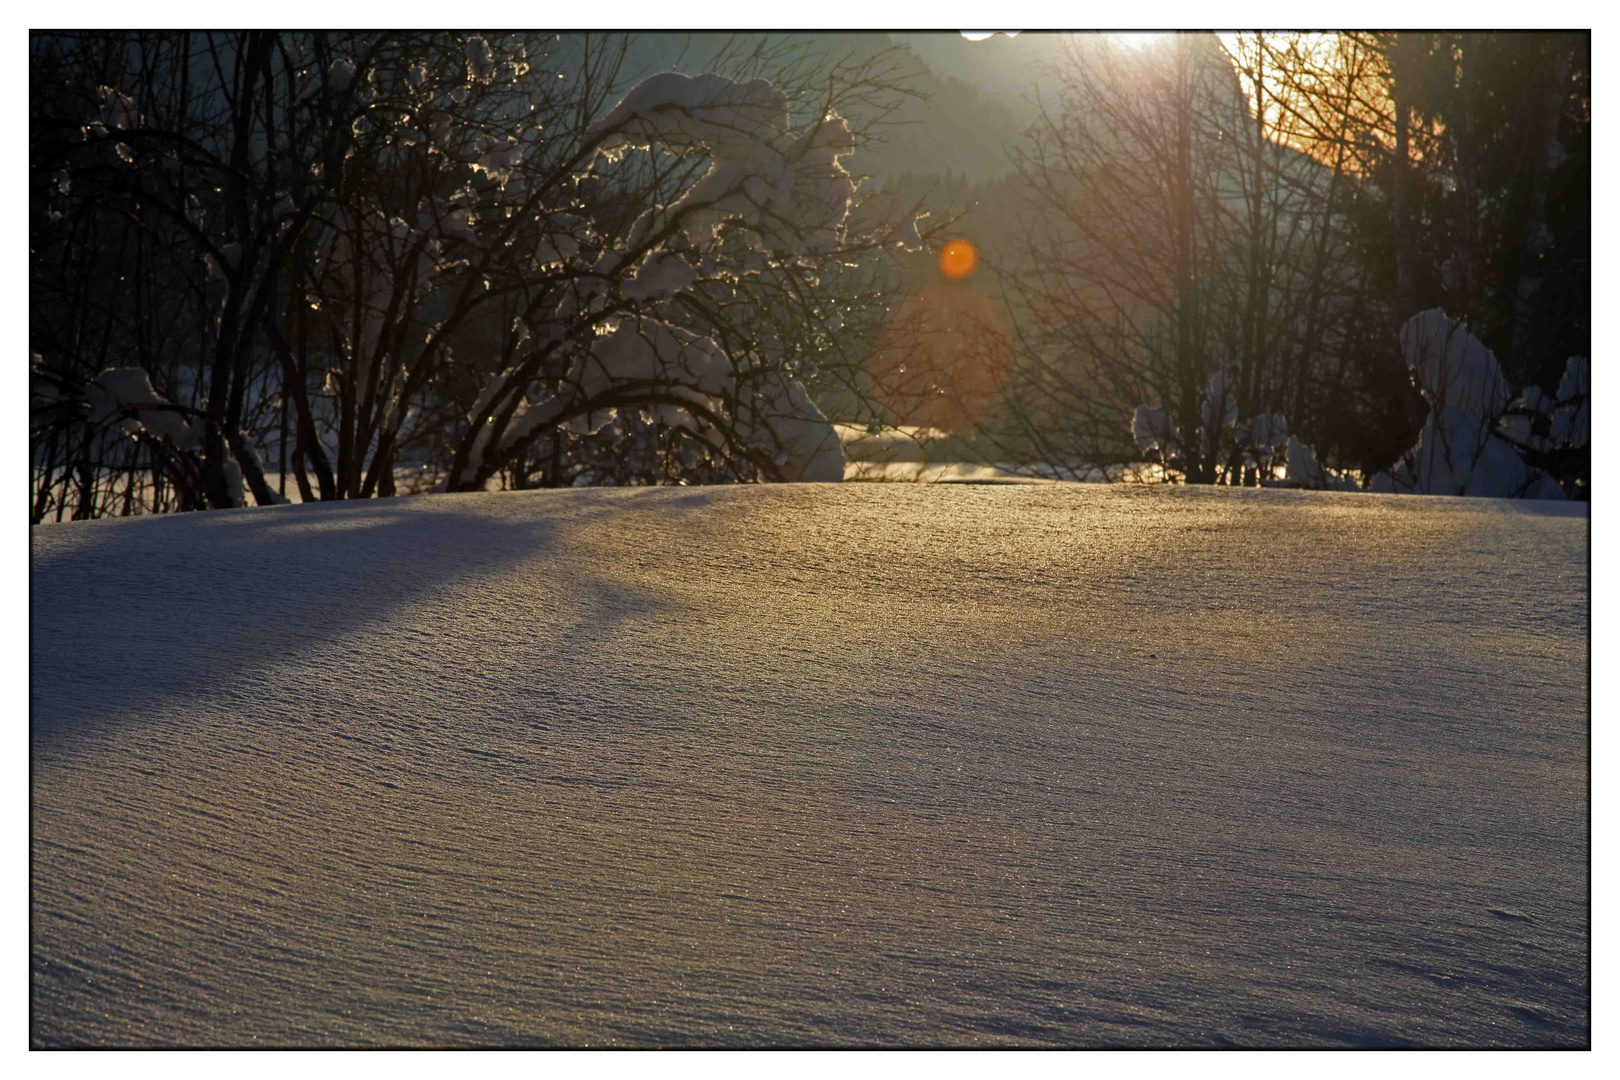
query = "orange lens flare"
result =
(938, 239, 978, 280)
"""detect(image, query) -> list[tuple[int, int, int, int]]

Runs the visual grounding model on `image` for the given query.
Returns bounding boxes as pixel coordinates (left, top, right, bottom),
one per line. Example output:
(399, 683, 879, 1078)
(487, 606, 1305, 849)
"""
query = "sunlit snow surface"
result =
(31, 484, 1588, 1047)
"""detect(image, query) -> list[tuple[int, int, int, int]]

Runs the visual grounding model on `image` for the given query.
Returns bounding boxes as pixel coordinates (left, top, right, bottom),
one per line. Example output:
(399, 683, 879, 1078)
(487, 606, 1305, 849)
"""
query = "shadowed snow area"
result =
(31, 484, 1588, 1047)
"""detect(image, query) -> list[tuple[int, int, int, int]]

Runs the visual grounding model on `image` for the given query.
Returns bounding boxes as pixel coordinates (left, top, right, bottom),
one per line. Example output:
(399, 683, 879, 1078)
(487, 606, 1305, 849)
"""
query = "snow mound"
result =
(32, 485, 1587, 1047)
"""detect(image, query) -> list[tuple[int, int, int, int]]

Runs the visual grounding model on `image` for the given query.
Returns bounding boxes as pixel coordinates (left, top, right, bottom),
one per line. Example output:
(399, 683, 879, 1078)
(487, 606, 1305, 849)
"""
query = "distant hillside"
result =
(598, 31, 1073, 185)
(886, 30, 1072, 114)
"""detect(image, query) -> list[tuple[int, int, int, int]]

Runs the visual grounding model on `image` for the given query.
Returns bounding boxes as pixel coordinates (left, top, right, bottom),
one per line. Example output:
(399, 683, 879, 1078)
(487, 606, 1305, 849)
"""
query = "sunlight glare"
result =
(1107, 32, 1167, 50)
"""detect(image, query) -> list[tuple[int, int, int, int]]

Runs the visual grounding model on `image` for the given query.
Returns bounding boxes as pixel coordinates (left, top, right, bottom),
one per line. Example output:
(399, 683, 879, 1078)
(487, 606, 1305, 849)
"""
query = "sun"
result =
(1106, 32, 1167, 50)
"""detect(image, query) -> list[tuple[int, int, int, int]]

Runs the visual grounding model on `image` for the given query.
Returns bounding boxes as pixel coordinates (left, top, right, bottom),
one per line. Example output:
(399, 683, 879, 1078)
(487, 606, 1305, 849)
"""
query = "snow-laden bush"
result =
(33, 34, 920, 517)
(1133, 310, 1589, 498)
(1132, 371, 1344, 487)
(1371, 310, 1579, 499)
(1283, 435, 1359, 492)
(447, 70, 861, 492)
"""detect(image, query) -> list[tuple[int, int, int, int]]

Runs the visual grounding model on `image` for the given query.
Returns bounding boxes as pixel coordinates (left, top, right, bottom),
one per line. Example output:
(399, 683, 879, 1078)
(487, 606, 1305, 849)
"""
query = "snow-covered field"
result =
(30, 483, 1588, 1047)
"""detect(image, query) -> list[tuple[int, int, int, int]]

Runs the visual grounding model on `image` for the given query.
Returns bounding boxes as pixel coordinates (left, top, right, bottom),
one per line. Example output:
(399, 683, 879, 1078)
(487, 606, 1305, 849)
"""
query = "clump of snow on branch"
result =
(583, 71, 857, 257)
(85, 368, 200, 452)
(328, 59, 355, 93)
(81, 368, 288, 508)
(587, 72, 790, 165)
(1498, 354, 1589, 457)
(533, 213, 586, 269)
(91, 87, 141, 134)
(1132, 405, 1174, 455)
(473, 135, 522, 188)
(1201, 370, 1236, 439)
(620, 251, 698, 301)
(465, 38, 497, 83)
(884, 211, 928, 251)
(1247, 414, 1288, 450)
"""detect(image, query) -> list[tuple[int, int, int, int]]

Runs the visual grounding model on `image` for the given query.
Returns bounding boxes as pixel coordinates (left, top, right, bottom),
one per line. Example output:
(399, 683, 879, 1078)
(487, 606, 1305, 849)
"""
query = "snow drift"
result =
(32, 485, 1587, 1046)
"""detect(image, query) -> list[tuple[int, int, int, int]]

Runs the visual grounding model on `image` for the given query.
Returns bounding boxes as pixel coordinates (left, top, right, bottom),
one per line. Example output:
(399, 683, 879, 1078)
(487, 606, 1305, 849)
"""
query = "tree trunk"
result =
(1507, 42, 1572, 385)
(1173, 39, 1209, 483)
(1390, 33, 1420, 319)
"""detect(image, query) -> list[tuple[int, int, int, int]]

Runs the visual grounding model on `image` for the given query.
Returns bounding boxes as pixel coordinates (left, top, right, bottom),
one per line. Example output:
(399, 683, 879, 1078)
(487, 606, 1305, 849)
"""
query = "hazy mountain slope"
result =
(889, 30, 1072, 110)
(32, 485, 1588, 1047)
(599, 31, 1046, 183)
(576, 32, 1281, 190)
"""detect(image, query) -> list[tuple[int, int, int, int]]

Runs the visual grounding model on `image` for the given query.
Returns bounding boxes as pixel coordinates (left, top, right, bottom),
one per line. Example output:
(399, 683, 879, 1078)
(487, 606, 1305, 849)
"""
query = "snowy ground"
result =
(31, 483, 1588, 1047)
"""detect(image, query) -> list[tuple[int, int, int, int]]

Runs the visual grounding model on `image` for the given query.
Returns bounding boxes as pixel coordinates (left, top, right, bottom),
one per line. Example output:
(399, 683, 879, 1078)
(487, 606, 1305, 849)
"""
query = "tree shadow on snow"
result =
(29, 494, 665, 750)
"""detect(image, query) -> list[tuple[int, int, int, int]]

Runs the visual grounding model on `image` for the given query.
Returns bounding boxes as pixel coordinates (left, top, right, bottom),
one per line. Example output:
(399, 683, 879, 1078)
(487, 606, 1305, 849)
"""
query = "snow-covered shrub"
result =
(439, 68, 882, 492)
(1131, 371, 1326, 486)
(1283, 435, 1359, 491)
(1371, 310, 1573, 499)
(33, 33, 918, 517)
(1133, 313, 1585, 498)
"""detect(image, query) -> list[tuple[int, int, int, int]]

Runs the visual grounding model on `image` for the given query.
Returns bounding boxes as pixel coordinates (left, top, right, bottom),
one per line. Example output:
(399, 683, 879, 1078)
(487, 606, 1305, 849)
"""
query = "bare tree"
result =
(979, 33, 1376, 485)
